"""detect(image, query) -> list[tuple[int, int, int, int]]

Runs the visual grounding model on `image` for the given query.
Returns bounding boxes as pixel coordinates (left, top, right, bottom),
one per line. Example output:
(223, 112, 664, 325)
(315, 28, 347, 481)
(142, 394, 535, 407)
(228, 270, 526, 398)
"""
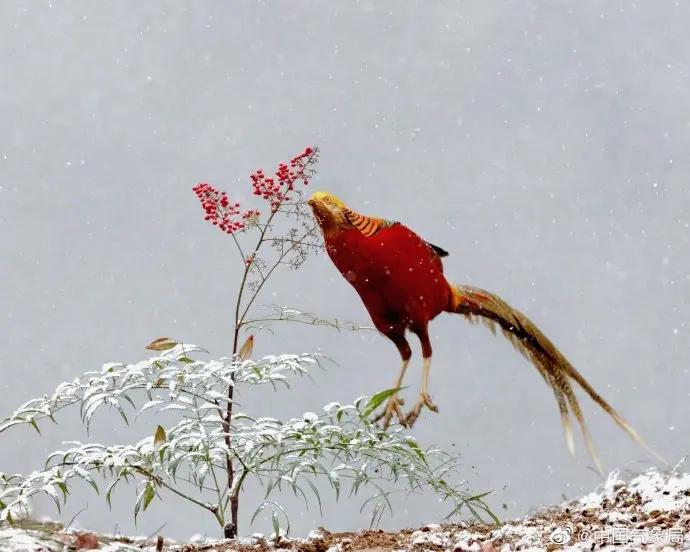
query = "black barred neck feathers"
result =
(341, 206, 396, 237)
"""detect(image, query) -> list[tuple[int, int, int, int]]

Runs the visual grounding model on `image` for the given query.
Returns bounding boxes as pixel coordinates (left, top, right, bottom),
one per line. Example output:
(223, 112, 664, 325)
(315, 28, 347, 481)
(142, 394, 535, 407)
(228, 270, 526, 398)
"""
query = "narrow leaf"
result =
(306, 480, 323, 516)
(105, 479, 119, 510)
(405, 440, 427, 465)
(154, 425, 166, 463)
(56, 481, 69, 502)
(145, 338, 178, 351)
(271, 509, 280, 538)
(361, 387, 403, 418)
(143, 483, 156, 511)
(116, 404, 129, 426)
(153, 425, 166, 447)
(134, 493, 142, 522)
(238, 335, 254, 361)
(250, 502, 267, 525)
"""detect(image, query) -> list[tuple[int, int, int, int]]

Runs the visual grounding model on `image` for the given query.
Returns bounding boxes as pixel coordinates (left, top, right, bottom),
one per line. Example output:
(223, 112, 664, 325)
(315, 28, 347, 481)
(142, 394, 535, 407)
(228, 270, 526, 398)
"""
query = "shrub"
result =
(0, 147, 495, 539)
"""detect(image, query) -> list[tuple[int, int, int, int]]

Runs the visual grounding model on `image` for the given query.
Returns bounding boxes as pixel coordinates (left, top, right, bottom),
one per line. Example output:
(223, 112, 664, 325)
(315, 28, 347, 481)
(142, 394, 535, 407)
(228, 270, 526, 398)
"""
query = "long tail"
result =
(447, 282, 666, 474)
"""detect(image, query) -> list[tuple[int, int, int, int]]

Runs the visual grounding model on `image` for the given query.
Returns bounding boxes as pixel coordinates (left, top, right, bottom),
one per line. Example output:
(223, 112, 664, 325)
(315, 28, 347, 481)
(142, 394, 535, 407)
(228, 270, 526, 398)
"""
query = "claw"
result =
(405, 392, 439, 427)
(372, 394, 407, 429)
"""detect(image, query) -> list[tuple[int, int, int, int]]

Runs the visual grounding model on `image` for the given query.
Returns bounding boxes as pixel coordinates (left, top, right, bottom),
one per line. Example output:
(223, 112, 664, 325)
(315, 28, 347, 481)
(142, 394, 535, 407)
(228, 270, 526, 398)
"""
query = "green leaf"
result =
(468, 490, 493, 501)
(466, 501, 481, 521)
(361, 387, 403, 418)
(51, 492, 61, 513)
(29, 418, 41, 434)
(178, 357, 194, 364)
(105, 479, 119, 510)
(405, 440, 427, 465)
(306, 479, 322, 515)
(143, 482, 155, 511)
(369, 502, 383, 529)
(121, 394, 137, 411)
(87, 478, 99, 495)
(116, 404, 129, 426)
(134, 495, 142, 522)
(250, 503, 267, 525)
(153, 425, 166, 451)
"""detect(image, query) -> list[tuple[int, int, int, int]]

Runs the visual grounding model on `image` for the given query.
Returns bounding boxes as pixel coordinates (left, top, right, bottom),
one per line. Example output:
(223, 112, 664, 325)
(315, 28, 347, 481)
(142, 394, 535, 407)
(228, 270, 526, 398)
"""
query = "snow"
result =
(1, 467, 689, 551)
(401, 467, 690, 551)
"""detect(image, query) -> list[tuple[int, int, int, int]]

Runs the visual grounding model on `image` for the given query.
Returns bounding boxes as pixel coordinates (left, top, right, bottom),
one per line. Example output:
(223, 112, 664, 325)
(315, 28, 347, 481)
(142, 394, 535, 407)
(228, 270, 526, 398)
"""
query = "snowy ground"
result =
(2, 466, 689, 551)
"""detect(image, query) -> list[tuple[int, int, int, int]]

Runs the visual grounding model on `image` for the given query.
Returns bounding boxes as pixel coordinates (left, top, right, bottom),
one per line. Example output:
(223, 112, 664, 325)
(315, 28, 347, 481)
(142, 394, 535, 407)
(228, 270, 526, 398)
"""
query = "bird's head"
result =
(307, 191, 349, 234)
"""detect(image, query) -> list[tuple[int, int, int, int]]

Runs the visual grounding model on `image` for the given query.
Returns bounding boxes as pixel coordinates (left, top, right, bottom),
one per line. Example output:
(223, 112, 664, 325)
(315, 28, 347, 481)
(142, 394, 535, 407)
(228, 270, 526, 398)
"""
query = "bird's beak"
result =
(306, 195, 326, 226)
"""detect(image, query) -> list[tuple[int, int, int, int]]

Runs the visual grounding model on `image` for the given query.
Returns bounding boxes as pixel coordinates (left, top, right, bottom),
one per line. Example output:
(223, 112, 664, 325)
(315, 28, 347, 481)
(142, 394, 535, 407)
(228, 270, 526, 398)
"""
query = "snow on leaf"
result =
(73, 466, 99, 493)
(160, 404, 188, 412)
(302, 412, 319, 424)
(323, 402, 340, 413)
(137, 400, 164, 416)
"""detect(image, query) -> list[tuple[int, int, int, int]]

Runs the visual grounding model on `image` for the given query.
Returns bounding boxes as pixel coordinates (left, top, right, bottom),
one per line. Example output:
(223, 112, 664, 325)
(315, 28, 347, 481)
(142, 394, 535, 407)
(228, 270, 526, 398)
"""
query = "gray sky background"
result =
(1, 0, 689, 541)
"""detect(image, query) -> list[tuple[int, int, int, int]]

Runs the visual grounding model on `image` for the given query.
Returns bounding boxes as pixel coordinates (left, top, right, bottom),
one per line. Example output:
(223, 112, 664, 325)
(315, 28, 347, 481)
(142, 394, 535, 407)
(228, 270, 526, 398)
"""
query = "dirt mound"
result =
(2, 467, 689, 551)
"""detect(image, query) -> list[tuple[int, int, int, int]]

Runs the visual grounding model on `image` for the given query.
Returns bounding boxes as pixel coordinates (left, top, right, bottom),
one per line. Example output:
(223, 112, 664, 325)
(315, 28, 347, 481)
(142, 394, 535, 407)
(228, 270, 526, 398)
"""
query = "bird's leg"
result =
(405, 355, 439, 427)
(372, 358, 409, 429)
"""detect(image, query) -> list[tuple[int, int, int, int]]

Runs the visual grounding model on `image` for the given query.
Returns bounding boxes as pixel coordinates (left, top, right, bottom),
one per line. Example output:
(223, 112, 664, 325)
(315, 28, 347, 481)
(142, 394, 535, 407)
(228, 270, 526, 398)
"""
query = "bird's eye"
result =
(323, 197, 332, 203)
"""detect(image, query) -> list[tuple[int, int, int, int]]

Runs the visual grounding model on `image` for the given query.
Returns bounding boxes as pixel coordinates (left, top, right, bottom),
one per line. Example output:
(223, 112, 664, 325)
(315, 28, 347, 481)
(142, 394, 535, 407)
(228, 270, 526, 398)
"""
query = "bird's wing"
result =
(426, 242, 449, 258)
(341, 207, 448, 259)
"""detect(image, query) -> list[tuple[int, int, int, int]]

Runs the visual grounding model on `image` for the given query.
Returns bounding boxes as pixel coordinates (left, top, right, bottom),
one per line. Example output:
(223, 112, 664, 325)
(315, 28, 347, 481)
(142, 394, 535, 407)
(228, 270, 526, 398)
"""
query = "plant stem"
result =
(132, 465, 218, 514)
(223, 209, 281, 539)
(221, 156, 316, 537)
(239, 225, 319, 323)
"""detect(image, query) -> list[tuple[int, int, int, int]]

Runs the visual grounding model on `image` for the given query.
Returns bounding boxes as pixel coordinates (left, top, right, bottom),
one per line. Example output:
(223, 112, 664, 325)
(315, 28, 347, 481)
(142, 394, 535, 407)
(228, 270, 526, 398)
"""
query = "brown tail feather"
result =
(447, 283, 666, 473)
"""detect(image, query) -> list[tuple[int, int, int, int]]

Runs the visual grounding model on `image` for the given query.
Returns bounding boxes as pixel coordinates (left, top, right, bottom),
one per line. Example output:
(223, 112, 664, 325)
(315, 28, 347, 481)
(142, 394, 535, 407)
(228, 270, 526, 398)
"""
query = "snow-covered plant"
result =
(0, 147, 496, 538)
(0, 343, 495, 537)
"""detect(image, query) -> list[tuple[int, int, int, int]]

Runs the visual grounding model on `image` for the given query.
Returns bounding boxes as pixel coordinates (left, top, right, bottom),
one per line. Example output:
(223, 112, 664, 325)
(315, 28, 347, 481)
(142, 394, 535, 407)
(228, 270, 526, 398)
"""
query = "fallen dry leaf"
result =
(75, 533, 99, 549)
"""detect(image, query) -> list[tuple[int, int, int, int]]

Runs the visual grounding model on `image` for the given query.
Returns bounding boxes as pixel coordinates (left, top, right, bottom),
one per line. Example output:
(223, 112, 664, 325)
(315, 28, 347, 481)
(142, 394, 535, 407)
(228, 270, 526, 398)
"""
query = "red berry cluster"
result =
(192, 183, 248, 234)
(193, 146, 317, 234)
(250, 146, 314, 211)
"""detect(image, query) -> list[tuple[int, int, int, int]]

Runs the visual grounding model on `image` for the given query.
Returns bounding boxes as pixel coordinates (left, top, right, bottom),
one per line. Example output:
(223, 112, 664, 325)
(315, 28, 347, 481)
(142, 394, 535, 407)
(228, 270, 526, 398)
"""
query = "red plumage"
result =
(308, 191, 664, 473)
(323, 223, 451, 338)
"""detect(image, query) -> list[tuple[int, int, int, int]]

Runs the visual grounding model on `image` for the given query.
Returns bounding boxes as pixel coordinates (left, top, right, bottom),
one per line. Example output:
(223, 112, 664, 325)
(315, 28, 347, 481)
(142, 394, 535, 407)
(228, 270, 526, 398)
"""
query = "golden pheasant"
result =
(307, 190, 665, 474)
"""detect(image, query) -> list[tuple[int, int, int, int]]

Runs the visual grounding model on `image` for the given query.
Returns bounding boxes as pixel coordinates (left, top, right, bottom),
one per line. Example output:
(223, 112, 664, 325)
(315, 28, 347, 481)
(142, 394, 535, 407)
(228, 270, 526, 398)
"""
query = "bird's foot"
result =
(371, 395, 407, 430)
(405, 392, 439, 427)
